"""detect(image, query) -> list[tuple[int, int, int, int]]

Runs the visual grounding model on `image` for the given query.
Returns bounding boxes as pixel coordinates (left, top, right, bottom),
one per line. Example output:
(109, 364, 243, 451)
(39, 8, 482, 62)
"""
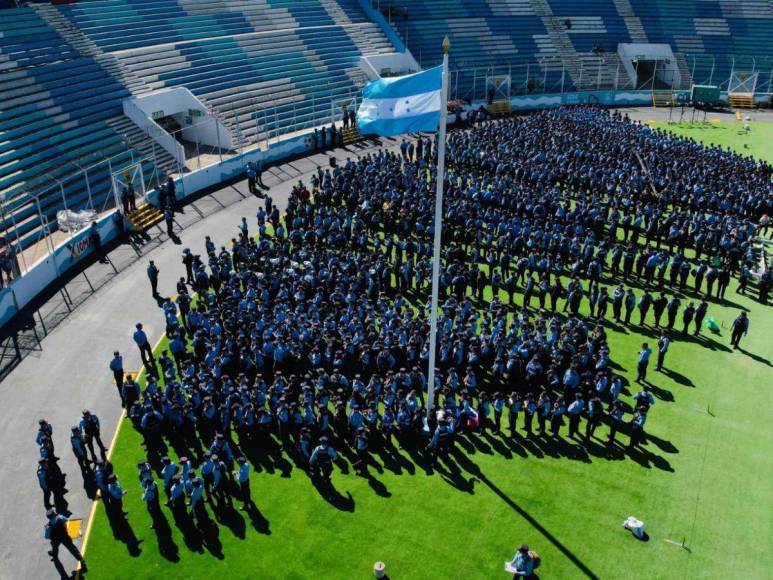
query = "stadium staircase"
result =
(342, 125, 363, 144)
(125, 202, 164, 231)
(674, 53, 693, 90)
(531, 0, 622, 90)
(610, 0, 648, 43)
(106, 117, 180, 178)
(530, 0, 583, 86)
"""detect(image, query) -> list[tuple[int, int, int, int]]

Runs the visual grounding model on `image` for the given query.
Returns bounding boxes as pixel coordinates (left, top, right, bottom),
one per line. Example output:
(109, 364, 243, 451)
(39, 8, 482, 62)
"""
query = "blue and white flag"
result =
(356, 66, 443, 137)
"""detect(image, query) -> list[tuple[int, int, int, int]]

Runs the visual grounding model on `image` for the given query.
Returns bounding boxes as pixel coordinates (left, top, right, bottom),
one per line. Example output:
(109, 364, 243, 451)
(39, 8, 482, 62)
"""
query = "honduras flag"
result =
(356, 66, 443, 137)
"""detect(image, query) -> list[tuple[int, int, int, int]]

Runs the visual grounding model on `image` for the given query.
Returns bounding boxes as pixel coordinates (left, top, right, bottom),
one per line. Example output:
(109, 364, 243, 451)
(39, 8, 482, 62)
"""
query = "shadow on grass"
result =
(311, 477, 355, 512)
(452, 453, 601, 580)
(738, 347, 772, 367)
(105, 504, 142, 557)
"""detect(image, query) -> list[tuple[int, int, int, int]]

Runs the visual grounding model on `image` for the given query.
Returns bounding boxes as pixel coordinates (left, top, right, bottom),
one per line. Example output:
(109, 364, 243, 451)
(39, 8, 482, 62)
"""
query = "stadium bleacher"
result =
(382, 1, 559, 98)
(0, 0, 394, 250)
(0, 0, 771, 252)
(628, 0, 773, 86)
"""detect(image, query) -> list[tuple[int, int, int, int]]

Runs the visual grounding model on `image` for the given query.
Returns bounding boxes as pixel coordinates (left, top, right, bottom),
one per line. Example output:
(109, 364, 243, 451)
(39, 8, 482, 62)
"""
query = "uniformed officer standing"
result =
(44, 508, 86, 572)
(236, 456, 252, 510)
(70, 427, 90, 472)
(141, 479, 161, 529)
(730, 311, 749, 348)
(656, 331, 670, 371)
(80, 410, 107, 463)
(109, 351, 124, 396)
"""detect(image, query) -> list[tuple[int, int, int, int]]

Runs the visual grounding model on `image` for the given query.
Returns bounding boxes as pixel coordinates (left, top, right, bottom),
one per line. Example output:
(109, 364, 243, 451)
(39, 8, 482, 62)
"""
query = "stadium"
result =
(0, 0, 771, 578)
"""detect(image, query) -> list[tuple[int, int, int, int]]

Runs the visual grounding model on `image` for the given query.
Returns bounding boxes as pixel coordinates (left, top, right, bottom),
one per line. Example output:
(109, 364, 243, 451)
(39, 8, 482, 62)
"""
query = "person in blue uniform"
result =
(109, 351, 124, 396)
(45, 508, 86, 572)
(309, 436, 337, 482)
(236, 456, 252, 510)
(70, 426, 90, 472)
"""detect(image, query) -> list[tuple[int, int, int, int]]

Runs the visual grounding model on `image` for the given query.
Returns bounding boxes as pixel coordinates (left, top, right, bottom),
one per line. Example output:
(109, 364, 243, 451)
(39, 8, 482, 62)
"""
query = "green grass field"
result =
(650, 119, 773, 163)
(84, 144, 773, 580)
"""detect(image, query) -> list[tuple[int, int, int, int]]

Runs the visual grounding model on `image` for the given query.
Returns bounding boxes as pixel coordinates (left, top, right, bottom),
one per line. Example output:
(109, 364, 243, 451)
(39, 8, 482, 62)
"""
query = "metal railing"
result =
(1, 53, 771, 294)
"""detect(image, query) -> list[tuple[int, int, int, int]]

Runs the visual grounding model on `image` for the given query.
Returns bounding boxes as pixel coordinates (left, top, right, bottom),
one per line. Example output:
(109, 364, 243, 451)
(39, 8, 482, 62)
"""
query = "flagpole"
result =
(426, 36, 450, 423)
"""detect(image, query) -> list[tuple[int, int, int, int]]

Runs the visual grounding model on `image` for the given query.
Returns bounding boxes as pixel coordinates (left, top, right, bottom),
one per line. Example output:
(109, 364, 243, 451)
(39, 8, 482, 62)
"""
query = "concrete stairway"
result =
(106, 116, 180, 176)
(611, 0, 649, 43)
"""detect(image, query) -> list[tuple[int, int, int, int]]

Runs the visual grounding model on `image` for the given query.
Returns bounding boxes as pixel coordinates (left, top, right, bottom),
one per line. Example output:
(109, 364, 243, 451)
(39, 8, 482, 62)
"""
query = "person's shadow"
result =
(311, 476, 355, 512)
(105, 504, 142, 557)
(738, 347, 772, 367)
(149, 507, 180, 562)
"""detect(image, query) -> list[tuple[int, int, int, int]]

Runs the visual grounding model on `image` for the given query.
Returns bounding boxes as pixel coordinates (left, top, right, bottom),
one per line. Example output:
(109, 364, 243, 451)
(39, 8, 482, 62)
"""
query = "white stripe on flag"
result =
(360, 89, 441, 122)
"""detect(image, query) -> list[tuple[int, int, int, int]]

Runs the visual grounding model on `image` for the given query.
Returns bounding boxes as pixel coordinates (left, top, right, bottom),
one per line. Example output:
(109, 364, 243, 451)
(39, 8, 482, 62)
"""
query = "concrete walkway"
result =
(0, 136, 395, 579)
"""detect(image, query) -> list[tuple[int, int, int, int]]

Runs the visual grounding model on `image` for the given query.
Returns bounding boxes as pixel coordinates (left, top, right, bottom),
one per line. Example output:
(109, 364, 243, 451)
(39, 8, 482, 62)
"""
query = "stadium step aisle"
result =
(115, 23, 389, 146)
(0, 55, 161, 248)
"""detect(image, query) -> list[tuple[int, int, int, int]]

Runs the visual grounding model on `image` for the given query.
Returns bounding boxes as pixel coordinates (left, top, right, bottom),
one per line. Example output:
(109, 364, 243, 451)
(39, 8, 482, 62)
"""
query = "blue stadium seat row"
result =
(0, 7, 80, 69)
(0, 56, 162, 247)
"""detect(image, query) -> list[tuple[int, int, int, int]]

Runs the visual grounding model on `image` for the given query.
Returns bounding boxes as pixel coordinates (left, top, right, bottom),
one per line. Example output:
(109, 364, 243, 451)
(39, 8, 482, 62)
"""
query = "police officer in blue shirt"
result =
(80, 410, 106, 463)
(141, 479, 161, 529)
(70, 426, 90, 472)
(133, 323, 155, 366)
(309, 436, 337, 482)
(147, 260, 160, 297)
(44, 508, 86, 572)
(628, 407, 648, 450)
(109, 351, 124, 396)
(107, 473, 127, 515)
(122, 373, 140, 409)
(235, 456, 252, 510)
(636, 343, 652, 383)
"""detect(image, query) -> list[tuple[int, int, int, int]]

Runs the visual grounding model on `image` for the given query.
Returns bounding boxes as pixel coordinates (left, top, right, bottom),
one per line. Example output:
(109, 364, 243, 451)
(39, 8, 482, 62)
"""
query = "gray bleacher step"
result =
(674, 54, 693, 90)
(612, 0, 649, 43)
(29, 3, 102, 58)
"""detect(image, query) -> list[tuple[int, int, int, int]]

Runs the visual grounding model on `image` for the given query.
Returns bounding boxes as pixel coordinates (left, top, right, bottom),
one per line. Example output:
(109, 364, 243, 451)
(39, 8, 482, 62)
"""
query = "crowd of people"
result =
(37, 106, 768, 572)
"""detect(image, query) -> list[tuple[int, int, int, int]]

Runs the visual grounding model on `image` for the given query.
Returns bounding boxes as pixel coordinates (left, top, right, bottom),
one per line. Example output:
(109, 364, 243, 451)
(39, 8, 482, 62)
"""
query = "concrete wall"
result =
(363, 52, 420, 77)
(618, 43, 681, 88)
(123, 87, 233, 155)
(123, 98, 185, 165)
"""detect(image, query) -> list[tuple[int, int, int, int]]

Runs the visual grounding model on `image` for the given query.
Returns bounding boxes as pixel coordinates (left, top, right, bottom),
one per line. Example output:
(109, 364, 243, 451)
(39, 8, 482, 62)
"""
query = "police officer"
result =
(353, 428, 369, 475)
(107, 473, 127, 515)
(730, 311, 749, 348)
(566, 393, 584, 439)
(628, 407, 648, 450)
(656, 331, 670, 372)
(37, 458, 53, 509)
(70, 426, 90, 472)
(122, 373, 141, 409)
(147, 260, 160, 297)
(133, 322, 155, 365)
(44, 508, 86, 571)
(201, 452, 215, 499)
(584, 396, 602, 440)
(309, 436, 337, 481)
(236, 456, 252, 510)
(109, 350, 124, 397)
(80, 410, 107, 463)
(636, 343, 652, 383)
(427, 414, 452, 467)
(141, 479, 161, 529)
(607, 401, 624, 446)
(36, 419, 54, 453)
